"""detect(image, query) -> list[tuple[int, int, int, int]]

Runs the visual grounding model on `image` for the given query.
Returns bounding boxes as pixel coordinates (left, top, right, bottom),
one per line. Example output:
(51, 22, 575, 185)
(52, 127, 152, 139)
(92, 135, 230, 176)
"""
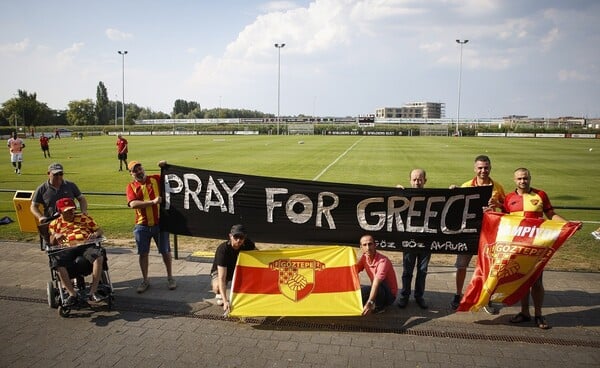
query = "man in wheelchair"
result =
(48, 197, 106, 306)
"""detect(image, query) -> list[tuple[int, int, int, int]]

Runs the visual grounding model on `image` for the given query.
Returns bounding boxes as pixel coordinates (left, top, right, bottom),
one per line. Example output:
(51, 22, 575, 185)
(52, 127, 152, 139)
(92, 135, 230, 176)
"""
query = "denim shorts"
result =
(133, 224, 170, 255)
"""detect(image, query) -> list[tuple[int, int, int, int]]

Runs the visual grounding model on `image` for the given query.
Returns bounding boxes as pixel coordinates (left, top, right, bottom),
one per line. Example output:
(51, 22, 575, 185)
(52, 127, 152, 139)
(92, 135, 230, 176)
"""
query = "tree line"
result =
(0, 82, 273, 130)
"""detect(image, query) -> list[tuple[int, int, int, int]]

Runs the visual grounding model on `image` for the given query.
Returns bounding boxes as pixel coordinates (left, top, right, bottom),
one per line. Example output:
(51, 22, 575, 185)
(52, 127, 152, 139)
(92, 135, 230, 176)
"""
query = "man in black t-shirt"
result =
(210, 224, 256, 312)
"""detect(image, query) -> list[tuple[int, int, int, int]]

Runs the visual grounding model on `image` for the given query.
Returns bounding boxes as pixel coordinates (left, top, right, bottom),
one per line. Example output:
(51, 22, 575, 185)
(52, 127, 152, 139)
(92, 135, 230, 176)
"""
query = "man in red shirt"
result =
(126, 160, 176, 293)
(116, 134, 128, 171)
(504, 168, 577, 329)
(39, 133, 51, 158)
(356, 234, 398, 315)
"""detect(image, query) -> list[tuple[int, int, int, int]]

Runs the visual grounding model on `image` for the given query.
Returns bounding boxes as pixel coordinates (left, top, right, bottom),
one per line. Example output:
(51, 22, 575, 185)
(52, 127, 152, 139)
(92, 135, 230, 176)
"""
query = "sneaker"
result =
(397, 297, 409, 309)
(592, 231, 600, 240)
(450, 294, 461, 310)
(483, 302, 499, 315)
(89, 292, 107, 302)
(136, 280, 150, 294)
(215, 294, 224, 306)
(167, 277, 177, 290)
(415, 297, 429, 310)
(65, 294, 78, 306)
(17, 169, 21, 175)
(14, 168, 17, 174)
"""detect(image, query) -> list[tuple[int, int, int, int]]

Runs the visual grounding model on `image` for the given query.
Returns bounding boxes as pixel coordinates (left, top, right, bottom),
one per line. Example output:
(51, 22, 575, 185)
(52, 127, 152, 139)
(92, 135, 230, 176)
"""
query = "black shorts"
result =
(118, 153, 128, 160)
(50, 243, 104, 269)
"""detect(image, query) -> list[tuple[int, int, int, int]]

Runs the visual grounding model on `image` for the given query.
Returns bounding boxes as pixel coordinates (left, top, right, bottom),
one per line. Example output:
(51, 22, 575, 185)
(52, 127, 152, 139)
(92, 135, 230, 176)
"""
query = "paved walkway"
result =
(0, 241, 599, 366)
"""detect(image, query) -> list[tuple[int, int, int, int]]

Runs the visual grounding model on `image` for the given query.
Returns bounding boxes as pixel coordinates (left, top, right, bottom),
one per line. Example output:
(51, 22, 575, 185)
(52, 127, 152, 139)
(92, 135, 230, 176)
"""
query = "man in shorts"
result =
(116, 134, 128, 171)
(48, 197, 105, 305)
(126, 160, 176, 293)
(211, 224, 256, 312)
(450, 155, 505, 314)
(504, 168, 580, 329)
(7, 131, 25, 174)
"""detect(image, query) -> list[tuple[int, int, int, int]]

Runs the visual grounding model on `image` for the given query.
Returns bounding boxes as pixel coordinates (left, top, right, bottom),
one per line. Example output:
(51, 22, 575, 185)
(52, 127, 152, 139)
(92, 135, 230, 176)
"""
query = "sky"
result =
(1, 0, 599, 119)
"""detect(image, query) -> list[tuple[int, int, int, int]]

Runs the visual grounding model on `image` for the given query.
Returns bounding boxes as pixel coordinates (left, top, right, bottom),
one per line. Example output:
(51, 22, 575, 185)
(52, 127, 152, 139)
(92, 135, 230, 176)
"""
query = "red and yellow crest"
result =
(269, 259, 325, 301)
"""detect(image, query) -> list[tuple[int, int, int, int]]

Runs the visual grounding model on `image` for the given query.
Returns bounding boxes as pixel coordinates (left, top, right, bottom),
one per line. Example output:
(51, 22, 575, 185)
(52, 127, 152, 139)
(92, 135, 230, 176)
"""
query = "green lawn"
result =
(1, 135, 598, 270)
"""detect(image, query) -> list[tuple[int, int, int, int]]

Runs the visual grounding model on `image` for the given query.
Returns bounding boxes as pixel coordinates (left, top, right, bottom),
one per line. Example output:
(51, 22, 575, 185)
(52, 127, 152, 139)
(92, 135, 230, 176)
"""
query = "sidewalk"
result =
(0, 241, 598, 346)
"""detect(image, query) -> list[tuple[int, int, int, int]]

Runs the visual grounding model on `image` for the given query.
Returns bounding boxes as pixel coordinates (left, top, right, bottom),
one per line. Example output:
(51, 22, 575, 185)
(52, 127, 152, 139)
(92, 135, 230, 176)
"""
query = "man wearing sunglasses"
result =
(31, 162, 88, 224)
(210, 224, 256, 312)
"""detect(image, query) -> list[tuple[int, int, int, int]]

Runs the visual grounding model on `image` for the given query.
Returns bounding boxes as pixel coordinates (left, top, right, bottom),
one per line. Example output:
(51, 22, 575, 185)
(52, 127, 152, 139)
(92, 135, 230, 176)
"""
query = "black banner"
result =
(160, 165, 492, 254)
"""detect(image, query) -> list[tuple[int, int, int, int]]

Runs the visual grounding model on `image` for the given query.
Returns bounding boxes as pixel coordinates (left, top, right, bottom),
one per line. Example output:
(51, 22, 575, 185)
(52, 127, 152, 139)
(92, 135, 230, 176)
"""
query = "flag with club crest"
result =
(229, 246, 362, 317)
(458, 212, 580, 312)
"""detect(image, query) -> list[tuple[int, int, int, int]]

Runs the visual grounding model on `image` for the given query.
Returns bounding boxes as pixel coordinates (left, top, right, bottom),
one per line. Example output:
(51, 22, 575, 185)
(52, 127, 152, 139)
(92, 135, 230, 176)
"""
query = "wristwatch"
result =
(367, 300, 374, 306)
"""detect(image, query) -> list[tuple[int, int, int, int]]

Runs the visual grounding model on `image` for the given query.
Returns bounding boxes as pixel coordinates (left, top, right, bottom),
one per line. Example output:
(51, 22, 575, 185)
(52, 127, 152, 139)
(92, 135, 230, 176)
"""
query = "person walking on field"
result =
(39, 133, 51, 158)
(126, 160, 176, 293)
(116, 134, 128, 171)
(7, 131, 25, 175)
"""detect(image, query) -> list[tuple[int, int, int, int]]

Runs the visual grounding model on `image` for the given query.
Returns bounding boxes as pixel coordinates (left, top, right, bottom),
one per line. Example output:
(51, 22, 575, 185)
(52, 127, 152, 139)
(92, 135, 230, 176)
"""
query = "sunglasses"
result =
(232, 234, 245, 240)
(52, 172, 64, 176)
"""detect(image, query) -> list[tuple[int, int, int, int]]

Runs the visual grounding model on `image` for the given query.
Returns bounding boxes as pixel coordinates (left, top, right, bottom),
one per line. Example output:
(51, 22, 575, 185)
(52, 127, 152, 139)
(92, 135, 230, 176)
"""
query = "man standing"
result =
(356, 234, 398, 315)
(210, 224, 256, 312)
(7, 131, 25, 174)
(31, 163, 88, 223)
(397, 169, 430, 309)
(450, 155, 505, 314)
(39, 133, 51, 158)
(116, 134, 128, 171)
(126, 160, 176, 293)
(504, 168, 577, 329)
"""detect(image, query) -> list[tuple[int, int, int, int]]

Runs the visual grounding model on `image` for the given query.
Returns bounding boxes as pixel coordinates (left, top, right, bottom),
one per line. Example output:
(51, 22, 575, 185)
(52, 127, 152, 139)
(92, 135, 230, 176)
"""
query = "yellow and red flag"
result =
(458, 212, 580, 312)
(229, 246, 362, 317)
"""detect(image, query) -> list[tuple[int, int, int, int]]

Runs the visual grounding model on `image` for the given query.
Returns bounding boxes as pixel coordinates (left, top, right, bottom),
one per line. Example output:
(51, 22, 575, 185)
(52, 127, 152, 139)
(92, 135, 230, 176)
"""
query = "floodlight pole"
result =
(118, 50, 128, 132)
(114, 94, 118, 126)
(455, 39, 468, 136)
(274, 43, 285, 135)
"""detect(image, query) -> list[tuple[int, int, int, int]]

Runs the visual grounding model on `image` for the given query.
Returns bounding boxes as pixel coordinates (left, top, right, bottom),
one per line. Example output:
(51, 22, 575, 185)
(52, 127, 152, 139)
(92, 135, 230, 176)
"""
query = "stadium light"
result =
(114, 94, 118, 126)
(274, 43, 285, 135)
(118, 50, 128, 132)
(455, 40, 468, 136)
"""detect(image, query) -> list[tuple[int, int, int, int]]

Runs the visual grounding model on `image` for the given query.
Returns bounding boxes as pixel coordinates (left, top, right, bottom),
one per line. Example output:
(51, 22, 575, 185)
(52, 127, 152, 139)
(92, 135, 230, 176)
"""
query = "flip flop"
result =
(534, 315, 550, 329)
(509, 312, 531, 323)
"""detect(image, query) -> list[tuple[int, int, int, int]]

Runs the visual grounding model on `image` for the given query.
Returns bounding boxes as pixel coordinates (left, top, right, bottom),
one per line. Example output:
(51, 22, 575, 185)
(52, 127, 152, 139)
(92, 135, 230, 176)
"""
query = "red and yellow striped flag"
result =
(458, 212, 580, 312)
(229, 246, 362, 317)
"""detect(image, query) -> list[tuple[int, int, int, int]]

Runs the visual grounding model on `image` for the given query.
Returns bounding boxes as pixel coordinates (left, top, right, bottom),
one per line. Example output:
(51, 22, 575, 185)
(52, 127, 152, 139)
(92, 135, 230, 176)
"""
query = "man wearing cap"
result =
(31, 162, 88, 223)
(211, 224, 256, 312)
(48, 197, 105, 305)
(126, 160, 176, 293)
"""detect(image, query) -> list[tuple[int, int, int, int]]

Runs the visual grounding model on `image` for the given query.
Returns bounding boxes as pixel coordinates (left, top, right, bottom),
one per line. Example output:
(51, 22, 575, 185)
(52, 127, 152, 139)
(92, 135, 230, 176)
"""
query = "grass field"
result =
(1, 134, 599, 271)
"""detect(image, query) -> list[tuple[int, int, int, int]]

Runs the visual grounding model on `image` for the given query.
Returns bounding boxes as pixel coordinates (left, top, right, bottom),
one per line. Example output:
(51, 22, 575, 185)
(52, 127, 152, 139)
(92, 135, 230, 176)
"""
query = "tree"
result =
(95, 81, 110, 125)
(67, 99, 96, 125)
(173, 99, 201, 116)
(0, 90, 52, 128)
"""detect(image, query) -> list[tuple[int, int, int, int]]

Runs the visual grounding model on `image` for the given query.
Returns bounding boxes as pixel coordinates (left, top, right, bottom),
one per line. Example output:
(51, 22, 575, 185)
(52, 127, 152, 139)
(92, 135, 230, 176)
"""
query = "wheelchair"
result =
(38, 220, 114, 317)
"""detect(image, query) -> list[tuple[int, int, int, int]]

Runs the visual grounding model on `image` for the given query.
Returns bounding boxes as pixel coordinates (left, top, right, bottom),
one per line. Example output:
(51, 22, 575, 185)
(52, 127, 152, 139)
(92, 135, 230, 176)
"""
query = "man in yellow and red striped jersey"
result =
(503, 167, 580, 329)
(450, 155, 506, 314)
(126, 160, 176, 293)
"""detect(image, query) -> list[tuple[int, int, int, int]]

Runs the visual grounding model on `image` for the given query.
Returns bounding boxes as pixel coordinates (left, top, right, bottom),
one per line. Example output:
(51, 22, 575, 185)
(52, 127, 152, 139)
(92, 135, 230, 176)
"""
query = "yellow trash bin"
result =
(13, 190, 40, 233)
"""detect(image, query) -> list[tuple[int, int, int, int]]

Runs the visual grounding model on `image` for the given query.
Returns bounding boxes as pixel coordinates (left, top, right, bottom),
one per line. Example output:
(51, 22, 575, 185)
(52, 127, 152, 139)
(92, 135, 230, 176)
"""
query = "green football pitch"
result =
(1, 135, 598, 270)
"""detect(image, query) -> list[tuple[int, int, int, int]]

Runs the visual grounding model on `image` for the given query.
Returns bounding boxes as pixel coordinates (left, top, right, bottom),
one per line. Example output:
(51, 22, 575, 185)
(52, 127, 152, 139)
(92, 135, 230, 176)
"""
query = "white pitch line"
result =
(313, 137, 365, 181)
